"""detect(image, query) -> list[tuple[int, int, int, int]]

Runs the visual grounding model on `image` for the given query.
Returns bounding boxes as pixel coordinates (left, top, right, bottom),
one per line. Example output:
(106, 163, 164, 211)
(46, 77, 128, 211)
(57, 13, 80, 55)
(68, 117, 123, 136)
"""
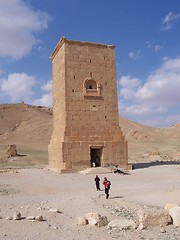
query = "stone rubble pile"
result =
(1, 206, 62, 223)
(0, 202, 179, 234)
(101, 202, 180, 232)
(77, 212, 108, 227)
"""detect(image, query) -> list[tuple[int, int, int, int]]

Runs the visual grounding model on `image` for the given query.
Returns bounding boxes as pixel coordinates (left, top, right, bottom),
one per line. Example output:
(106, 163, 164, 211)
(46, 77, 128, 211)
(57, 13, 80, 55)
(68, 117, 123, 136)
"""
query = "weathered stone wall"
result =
(48, 37, 128, 172)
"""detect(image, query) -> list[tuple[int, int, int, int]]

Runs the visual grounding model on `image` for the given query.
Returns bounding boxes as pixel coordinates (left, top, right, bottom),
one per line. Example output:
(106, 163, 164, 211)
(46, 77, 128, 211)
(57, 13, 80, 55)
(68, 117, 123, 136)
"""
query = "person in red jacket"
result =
(103, 177, 111, 199)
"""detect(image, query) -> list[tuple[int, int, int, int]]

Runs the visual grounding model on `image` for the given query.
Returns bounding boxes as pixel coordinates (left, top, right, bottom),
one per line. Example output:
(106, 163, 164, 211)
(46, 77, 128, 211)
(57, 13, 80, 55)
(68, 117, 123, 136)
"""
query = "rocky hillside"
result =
(119, 117, 180, 162)
(0, 103, 179, 166)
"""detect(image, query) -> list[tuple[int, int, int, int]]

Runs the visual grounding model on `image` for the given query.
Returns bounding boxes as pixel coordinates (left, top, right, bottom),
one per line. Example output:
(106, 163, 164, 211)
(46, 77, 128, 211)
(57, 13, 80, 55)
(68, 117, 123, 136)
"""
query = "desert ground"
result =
(0, 164, 180, 240)
(0, 103, 180, 239)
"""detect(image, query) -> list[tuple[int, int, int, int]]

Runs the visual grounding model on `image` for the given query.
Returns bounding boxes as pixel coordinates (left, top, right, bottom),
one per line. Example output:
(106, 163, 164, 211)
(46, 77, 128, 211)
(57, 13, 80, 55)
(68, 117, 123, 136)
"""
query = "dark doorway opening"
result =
(90, 147, 102, 167)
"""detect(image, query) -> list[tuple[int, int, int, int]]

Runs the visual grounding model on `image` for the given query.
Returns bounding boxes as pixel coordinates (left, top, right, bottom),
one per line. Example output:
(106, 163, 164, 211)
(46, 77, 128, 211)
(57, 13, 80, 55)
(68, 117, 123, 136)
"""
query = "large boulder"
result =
(164, 203, 179, 213)
(84, 212, 108, 227)
(137, 209, 171, 230)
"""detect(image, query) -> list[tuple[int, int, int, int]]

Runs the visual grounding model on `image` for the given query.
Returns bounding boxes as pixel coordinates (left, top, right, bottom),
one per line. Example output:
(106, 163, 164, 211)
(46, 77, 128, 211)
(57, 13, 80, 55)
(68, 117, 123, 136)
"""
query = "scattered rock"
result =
(52, 226, 59, 229)
(35, 215, 44, 221)
(26, 216, 35, 220)
(76, 217, 88, 225)
(108, 219, 136, 230)
(6, 217, 13, 220)
(49, 208, 62, 213)
(84, 212, 108, 227)
(160, 227, 166, 233)
(37, 207, 42, 210)
(13, 211, 22, 220)
(137, 222, 145, 231)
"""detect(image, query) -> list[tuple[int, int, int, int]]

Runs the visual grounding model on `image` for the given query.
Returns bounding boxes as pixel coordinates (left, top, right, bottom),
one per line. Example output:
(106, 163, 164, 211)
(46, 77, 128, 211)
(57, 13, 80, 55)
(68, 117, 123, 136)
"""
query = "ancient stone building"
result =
(48, 37, 128, 172)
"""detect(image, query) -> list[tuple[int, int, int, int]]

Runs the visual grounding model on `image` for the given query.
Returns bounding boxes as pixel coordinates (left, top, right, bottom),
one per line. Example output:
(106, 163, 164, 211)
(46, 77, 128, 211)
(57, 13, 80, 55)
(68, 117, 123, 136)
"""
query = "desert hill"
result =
(0, 103, 179, 167)
(119, 117, 180, 162)
(0, 103, 52, 167)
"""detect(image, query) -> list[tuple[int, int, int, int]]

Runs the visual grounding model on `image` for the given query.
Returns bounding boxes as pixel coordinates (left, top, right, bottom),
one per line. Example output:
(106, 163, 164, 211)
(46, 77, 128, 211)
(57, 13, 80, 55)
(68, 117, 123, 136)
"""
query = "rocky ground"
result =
(0, 163, 179, 240)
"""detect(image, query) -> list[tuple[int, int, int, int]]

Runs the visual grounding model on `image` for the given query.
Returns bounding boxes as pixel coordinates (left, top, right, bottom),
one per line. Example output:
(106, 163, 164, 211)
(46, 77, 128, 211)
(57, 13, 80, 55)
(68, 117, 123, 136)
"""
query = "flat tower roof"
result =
(51, 36, 115, 60)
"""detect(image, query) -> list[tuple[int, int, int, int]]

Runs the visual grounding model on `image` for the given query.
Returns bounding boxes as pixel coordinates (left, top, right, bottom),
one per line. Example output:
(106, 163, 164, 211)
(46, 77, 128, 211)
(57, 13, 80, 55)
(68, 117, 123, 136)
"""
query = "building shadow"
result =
(132, 160, 180, 169)
(17, 154, 27, 157)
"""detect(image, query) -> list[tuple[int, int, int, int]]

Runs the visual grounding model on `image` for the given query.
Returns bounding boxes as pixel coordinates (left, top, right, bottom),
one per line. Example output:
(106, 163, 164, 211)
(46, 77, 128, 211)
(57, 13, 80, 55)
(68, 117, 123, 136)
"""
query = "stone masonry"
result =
(48, 37, 128, 172)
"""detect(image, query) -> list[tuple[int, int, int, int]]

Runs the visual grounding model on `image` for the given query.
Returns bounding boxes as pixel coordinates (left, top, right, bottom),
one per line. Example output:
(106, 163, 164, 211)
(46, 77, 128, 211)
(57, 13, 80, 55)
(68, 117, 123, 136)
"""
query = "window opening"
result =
(83, 78, 101, 97)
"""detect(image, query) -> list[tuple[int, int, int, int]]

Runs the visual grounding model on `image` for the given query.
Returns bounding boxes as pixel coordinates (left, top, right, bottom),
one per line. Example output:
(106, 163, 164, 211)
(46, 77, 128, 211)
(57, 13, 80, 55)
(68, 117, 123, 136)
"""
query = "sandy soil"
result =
(0, 163, 180, 240)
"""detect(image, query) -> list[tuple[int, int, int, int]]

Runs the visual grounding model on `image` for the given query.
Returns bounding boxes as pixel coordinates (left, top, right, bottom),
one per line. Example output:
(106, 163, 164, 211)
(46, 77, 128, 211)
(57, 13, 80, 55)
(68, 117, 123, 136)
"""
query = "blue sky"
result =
(0, 0, 180, 128)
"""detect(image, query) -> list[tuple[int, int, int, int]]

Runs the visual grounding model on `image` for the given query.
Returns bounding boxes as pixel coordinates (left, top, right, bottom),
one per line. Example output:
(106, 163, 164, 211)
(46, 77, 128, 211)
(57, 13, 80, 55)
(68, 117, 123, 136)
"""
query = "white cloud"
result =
(33, 93, 52, 107)
(0, 0, 50, 58)
(118, 57, 180, 127)
(0, 74, 52, 106)
(162, 12, 180, 30)
(154, 45, 163, 52)
(129, 50, 141, 59)
(33, 80, 52, 106)
(135, 57, 180, 106)
(119, 76, 141, 99)
(146, 42, 163, 52)
(119, 75, 140, 89)
(0, 72, 36, 101)
(41, 80, 52, 91)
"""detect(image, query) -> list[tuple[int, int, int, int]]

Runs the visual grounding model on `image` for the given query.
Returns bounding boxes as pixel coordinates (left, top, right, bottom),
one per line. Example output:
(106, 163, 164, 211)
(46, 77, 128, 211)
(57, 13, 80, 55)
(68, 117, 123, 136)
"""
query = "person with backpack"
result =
(103, 177, 111, 199)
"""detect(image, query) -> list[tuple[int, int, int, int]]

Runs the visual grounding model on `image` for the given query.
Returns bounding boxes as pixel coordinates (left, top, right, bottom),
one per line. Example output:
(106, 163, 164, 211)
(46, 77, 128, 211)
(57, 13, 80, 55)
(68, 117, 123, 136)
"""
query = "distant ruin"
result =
(48, 37, 128, 172)
(6, 144, 17, 158)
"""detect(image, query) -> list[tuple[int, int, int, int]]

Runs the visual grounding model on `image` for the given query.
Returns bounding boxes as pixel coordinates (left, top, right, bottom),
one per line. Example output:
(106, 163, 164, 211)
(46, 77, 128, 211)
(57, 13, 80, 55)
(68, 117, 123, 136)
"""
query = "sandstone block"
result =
(164, 203, 179, 213)
(76, 217, 88, 225)
(137, 209, 171, 229)
(85, 212, 108, 227)
(169, 206, 180, 227)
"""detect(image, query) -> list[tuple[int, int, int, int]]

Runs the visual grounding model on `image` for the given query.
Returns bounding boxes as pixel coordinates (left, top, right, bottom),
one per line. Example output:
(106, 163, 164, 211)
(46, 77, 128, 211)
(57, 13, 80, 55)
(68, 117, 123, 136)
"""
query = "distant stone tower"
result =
(48, 37, 128, 172)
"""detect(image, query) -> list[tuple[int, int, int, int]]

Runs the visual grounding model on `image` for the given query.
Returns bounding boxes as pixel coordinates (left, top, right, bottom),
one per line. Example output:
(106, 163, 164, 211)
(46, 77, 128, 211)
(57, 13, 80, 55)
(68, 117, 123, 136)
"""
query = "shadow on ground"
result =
(132, 160, 180, 169)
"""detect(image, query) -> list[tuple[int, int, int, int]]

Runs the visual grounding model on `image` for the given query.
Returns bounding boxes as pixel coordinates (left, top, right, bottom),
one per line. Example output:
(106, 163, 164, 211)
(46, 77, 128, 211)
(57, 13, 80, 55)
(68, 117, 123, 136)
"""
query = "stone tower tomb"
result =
(48, 37, 128, 172)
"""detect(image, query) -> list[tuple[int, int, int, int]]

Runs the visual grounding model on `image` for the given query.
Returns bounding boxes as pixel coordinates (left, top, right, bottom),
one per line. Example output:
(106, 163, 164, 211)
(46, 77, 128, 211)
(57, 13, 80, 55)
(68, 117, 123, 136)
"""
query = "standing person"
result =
(103, 177, 111, 199)
(94, 175, 101, 191)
